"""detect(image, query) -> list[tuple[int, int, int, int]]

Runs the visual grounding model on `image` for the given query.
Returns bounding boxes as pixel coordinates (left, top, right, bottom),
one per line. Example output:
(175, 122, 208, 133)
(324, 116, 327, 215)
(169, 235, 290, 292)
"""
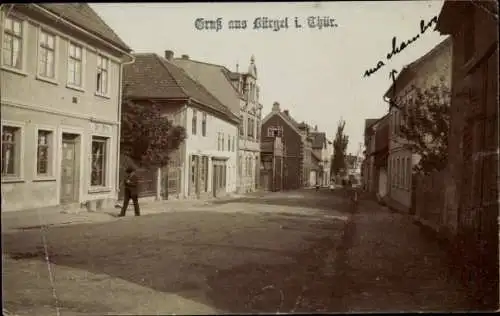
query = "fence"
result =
(414, 170, 447, 230)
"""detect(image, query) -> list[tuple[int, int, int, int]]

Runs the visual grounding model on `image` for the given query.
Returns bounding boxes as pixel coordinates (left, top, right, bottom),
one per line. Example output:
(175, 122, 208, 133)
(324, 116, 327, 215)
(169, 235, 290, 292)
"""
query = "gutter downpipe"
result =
(32, 4, 136, 202)
(115, 55, 135, 202)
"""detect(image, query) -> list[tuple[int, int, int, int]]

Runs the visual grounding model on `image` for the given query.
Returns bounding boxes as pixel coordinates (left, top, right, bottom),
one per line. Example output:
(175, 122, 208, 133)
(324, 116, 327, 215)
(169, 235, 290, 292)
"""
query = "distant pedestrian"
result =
(119, 167, 141, 217)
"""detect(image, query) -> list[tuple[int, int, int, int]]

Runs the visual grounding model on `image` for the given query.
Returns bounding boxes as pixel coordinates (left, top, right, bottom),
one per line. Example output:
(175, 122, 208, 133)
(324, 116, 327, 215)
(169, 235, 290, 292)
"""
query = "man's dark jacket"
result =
(125, 173, 139, 196)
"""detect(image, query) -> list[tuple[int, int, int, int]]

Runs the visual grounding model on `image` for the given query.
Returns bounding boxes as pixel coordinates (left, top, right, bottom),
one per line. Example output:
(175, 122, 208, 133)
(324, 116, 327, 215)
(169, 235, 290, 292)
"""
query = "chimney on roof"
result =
(272, 102, 280, 112)
(236, 63, 239, 72)
(164, 50, 174, 61)
(314, 125, 318, 131)
(283, 110, 289, 117)
(181, 54, 189, 60)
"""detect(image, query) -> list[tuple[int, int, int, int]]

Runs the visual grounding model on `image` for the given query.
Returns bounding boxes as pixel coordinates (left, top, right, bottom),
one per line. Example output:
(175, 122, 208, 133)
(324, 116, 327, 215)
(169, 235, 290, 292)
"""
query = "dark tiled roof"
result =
(364, 119, 378, 133)
(173, 58, 243, 114)
(310, 132, 326, 149)
(282, 113, 301, 129)
(38, 4, 131, 52)
(124, 54, 238, 123)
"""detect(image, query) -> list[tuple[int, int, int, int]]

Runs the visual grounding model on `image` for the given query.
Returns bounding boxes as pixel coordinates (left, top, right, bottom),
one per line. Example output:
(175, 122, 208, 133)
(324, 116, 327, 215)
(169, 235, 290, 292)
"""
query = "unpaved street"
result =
(2, 190, 474, 315)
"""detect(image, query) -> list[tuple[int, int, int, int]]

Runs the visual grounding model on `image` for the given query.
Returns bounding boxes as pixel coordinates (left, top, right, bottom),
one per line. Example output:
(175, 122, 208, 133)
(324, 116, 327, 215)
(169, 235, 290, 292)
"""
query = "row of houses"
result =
(363, 35, 453, 209)
(1, 4, 334, 213)
(363, 0, 498, 308)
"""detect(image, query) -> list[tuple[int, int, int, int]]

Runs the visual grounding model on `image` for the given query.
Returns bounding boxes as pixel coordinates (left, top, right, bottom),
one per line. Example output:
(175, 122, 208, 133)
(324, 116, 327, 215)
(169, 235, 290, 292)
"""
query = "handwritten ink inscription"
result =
(363, 16, 438, 79)
(194, 16, 339, 32)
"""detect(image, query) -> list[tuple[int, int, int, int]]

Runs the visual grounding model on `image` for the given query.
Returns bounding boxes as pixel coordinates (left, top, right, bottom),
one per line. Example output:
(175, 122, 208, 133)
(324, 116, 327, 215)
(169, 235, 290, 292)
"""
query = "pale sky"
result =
(92, 1, 447, 154)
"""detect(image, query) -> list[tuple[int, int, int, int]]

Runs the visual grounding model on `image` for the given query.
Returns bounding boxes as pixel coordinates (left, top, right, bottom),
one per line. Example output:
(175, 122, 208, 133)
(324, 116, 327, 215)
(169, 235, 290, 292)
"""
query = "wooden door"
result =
(212, 164, 218, 197)
(262, 172, 270, 191)
(60, 136, 77, 204)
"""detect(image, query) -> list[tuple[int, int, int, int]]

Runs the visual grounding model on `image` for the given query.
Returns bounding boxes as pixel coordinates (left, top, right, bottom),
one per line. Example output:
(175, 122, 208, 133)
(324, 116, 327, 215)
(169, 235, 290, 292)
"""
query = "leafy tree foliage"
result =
(398, 81, 451, 175)
(120, 96, 186, 168)
(331, 119, 349, 176)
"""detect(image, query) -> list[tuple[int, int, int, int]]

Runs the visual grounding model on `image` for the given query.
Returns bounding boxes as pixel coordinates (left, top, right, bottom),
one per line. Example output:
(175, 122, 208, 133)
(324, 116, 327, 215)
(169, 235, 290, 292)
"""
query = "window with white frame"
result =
(201, 112, 207, 136)
(68, 42, 83, 87)
(396, 158, 403, 188)
(267, 126, 283, 137)
(217, 132, 221, 151)
(393, 158, 396, 187)
(391, 158, 395, 187)
(239, 115, 244, 136)
(402, 157, 407, 190)
(1, 125, 21, 177)
(222, 133, 225, 151)
(239, 157, 243, 176)
(227, 133, 230, 151)
(256, 119, 261, 140)
(406, 157, 411, 189)
(232, 136, 236, 152)
(37, 130, 53, 176)
(38, 30, 56, 79)
(394, 158, 397, 186)
(96, 55, 109, 94)
(388, 158, 391, 186)
(191, 109, 197, 135)
(402, 158, 405, 187)
(247, 118, 253, 138)
(2, 16, 23, 69)
(91, 136, 108, 186)
(245, 157, 249, 176)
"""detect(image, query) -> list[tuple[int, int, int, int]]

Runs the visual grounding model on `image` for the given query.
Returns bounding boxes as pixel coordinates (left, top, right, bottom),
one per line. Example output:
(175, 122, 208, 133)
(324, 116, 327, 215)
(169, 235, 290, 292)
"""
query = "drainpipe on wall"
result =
(183, 103, 189, 199)
(115, 55, 135, 202)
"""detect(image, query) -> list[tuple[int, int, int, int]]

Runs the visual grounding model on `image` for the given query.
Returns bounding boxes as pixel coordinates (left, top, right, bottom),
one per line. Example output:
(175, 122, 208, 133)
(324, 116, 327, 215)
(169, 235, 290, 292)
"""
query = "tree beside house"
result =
(383, 36, 452, 214)
(121, 51, 240, 201)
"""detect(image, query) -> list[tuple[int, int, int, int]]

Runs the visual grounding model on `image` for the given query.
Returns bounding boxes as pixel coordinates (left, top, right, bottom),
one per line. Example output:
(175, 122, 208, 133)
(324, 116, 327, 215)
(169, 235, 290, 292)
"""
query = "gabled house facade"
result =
(383, 36, 452, 213)
(261, 102, 306, 190)
(123, 51, 240, 200)
(228, 57, 262, 193)
(1, 4, 133, 212)
(260, 135, 284, 192)
(363, 115, 390, 198)
(310, 127, 333, 187)
(372, 114, 390, 199)
(173, 54, 262, 194)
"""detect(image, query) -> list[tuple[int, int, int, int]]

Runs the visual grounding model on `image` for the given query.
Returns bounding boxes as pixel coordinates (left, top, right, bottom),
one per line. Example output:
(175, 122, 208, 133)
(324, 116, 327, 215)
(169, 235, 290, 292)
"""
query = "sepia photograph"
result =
(1, 1, 498, 314)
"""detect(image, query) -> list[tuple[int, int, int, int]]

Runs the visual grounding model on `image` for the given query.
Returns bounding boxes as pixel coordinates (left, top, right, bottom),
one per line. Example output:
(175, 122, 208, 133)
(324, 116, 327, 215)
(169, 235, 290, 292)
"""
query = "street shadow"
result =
(328, 214, 357, 312)
(2, 209, 348, 314)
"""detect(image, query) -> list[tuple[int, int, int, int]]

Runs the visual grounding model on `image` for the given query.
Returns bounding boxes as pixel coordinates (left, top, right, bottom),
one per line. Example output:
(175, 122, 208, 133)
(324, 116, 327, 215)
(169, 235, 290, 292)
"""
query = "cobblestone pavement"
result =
(2, 189, 479, 315)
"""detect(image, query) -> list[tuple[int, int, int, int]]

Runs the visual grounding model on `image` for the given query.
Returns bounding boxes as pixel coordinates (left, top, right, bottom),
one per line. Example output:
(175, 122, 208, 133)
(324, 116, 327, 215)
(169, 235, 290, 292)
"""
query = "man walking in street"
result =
(119, 167, 141, 217)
